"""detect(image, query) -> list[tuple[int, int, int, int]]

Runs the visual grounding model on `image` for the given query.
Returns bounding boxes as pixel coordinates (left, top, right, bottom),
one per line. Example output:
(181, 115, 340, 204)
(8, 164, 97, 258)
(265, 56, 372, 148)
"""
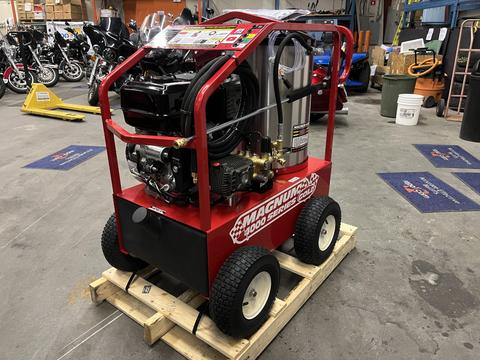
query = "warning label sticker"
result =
(168, 26, 235, 47)
(292, 123, 309, 151)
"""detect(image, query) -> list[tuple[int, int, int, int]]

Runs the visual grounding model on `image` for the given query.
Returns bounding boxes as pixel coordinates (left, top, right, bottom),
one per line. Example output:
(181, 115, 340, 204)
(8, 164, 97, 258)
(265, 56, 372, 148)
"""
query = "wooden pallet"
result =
(89, 223, 357, 360)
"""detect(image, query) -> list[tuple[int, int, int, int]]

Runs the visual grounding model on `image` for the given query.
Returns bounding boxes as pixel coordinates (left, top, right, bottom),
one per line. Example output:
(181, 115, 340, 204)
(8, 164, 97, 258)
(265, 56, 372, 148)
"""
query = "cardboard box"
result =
(46, 12, 55, 20)
(371, 46, 386, 67)
(45, 5, 54, 13)
(26, 12, 34, 19)
(63, 4, 82, 13)
(54, 12, 65, 19)
(54, 4, 63, 12)
(46, 0, 55, 4)
(17, 0, 25, 3)
(24, 2, 33, 11)
(388, 52, 443, 75)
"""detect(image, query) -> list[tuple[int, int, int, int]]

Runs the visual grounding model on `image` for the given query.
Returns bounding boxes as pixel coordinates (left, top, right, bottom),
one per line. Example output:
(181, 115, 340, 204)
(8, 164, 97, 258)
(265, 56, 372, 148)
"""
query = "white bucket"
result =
(396, 94, 424, 126)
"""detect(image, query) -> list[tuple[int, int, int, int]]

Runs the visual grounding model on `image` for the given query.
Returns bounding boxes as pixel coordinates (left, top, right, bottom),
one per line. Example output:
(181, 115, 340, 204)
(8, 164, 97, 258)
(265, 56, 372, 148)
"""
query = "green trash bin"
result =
(381, 75, 417, 117)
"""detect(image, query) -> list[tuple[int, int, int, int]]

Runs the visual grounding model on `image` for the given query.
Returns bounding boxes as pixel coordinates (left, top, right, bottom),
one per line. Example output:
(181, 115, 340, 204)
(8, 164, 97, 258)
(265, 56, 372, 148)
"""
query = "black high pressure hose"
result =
(273, 33, 313, 131)
(180, 55, 259, 159)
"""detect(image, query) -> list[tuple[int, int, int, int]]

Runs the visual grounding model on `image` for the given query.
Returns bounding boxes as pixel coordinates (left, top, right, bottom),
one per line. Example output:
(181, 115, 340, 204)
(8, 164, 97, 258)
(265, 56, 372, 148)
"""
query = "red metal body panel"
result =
(98, 12, 353, 293)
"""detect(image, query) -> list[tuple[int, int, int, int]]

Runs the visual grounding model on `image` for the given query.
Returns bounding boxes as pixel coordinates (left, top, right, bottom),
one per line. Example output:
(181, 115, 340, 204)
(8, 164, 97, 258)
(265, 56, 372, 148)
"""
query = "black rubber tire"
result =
(61, 61, 85, 82)
(36, 66, 59, 87)
(294, 196, 341, 265)
(88, 81, 99, 106)
(436, 98, 445, 117)
(6, 71, 36, 94)
(356, 61, 371, 93)
(209, 246, 280, 338)
(101, 214, 148, 272)
(0, 81, 5, 99)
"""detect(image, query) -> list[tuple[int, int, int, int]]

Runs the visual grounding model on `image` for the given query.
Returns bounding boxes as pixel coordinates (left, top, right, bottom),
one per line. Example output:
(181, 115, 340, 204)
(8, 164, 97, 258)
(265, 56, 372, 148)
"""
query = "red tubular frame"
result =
(99, 12, 353, 234)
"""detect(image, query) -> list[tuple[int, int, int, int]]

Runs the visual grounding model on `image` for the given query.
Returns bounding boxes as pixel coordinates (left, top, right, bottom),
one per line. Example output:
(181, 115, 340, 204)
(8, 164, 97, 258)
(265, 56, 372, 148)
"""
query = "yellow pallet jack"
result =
(21, 83, 105, 121)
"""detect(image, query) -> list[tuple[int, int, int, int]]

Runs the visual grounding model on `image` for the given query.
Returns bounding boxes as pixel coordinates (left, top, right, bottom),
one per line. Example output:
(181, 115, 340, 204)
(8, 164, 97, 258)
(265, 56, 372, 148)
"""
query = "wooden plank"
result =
(144, 290, 201, 345)
(236, 229, 356, 360)
(107, 291, 155, 325)
(89, 277, 121, 304)
(162, 326, 226, 360)
(102, 269, 249, 359)
(273, 250, 318, 279)
(269, 298, 286, 318)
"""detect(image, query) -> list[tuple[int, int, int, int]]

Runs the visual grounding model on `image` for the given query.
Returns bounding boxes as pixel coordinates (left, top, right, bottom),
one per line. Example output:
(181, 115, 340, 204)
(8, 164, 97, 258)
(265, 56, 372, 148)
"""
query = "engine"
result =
(121, 58, 284, 205)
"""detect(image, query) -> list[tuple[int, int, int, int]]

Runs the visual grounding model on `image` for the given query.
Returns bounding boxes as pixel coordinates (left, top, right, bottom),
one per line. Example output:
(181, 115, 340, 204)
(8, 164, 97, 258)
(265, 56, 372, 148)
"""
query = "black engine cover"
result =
(121, 80, 189, 133)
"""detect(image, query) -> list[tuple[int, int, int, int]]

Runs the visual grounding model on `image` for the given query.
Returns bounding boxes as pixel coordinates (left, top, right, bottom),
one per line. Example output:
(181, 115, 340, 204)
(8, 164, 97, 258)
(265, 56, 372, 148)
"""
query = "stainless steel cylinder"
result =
(248, 39, 312, 168)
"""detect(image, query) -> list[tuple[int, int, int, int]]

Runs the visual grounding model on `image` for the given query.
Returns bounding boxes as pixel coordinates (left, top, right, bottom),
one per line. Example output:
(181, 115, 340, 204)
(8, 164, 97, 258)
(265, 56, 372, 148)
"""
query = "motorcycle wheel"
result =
(61, 61, 85, 82)
(88, 81, 99, 106)
(0, 80, 6, 99)
(6, 71, 36, 94)
(37, 66, 59, 87)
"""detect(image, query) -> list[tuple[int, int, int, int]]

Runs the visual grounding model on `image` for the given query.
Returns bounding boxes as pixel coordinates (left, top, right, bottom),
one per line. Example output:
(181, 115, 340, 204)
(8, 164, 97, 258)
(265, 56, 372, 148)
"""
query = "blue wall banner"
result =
(25, 145, 105, 171)
(414, 144, 480, 169)
(378, 172, 480, 213)
(453, 172, 480, 196)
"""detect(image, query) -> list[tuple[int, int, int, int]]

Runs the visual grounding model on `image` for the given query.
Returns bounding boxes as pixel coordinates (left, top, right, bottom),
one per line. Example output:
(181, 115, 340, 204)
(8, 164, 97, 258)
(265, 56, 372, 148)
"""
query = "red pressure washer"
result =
(98, 12, 353, 338)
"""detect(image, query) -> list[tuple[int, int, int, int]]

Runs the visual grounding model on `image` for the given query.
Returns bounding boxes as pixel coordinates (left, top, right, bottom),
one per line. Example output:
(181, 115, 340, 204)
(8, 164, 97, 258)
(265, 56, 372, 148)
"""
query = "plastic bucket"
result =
(381, 75, 417, 117)
(396, 94, 424, 125)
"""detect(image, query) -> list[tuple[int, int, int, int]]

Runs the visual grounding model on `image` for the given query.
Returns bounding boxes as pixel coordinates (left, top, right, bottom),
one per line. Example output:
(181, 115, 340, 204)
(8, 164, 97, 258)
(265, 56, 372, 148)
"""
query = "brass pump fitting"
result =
(173, 138, 188, 149)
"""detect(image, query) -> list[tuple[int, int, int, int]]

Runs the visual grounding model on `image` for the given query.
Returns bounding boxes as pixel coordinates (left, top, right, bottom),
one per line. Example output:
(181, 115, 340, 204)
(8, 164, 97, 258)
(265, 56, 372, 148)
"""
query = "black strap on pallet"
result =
(192, 301, 209, 336)
(125, 271, 137, 294)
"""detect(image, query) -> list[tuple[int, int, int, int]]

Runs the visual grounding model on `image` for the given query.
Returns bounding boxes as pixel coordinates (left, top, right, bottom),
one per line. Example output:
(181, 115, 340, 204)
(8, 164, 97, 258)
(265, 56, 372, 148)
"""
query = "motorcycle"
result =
(23, 29, 60, 87)
(0, 71, 5, 99)
(44, 28, 86, 82)
(0, 33, 37, 94)
(83, 21, 138, 105)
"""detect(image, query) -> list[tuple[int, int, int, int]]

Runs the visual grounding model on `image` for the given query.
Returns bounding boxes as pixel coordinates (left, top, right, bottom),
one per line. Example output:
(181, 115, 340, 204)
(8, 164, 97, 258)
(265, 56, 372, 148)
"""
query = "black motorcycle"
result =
(83, 22, 138, 105)
(41, 27, 86, 82)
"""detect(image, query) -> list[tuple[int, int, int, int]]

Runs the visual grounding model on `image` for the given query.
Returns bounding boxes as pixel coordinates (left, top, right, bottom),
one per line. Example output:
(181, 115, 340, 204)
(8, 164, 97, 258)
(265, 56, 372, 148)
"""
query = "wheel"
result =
(423, 96, 437, 108)
(209, 246, 280, 338)
(0, 80, 5, 99)
(101, 214, 148, 272)
(61, 61, 85, 82)
(294, 196, 341, 265)
(355, 61, 371, 93)
(36, 66, 59, 87)
(436, 98, 445, 117)
(88, 81, 99, 106)
(6, 70, 36, 94)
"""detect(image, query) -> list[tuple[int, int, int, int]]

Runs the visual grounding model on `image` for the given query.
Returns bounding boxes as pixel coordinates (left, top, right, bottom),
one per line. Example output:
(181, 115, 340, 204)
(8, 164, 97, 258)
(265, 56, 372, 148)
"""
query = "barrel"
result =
(460, 60, 480, 142)
(381, 75, 417, 117)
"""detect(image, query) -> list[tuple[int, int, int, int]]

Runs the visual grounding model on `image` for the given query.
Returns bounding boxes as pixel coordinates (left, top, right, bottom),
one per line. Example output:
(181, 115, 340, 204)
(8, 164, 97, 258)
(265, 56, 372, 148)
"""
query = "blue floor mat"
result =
(414, 144, 480, 169)
(24, 145, 105, 171)
(453, 172, 480, 196)
(378, 172, 480, 213)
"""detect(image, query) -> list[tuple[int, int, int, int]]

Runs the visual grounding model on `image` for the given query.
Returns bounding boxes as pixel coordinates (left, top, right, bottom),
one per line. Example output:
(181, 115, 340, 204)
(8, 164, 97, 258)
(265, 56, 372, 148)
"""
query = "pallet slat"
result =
(102, 269, 249, 358)
(90, 222, 357, 360)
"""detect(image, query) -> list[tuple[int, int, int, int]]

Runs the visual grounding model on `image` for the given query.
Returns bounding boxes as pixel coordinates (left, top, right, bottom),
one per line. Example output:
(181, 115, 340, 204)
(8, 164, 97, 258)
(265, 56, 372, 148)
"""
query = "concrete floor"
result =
(0, 81, 479, 360)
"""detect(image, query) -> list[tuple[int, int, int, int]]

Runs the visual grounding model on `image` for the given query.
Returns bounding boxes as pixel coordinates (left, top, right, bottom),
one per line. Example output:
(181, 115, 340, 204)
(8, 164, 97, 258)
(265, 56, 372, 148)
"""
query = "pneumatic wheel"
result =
(101, 214, 148, 272)
(209, 246, 280, 338)
(88, 81, 99, 106)
(294, 197, 341, 265)
(436, 98, 445, 117)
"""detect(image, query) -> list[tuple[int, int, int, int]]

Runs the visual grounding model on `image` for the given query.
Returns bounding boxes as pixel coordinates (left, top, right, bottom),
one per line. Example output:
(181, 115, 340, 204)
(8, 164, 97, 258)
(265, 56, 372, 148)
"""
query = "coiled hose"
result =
(273, 33, 313, 133)
(180, 55, 259, 159)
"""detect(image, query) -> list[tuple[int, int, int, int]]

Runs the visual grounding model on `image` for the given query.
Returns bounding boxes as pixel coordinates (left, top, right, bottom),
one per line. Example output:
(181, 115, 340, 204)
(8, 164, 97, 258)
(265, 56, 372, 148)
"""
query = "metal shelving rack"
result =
(402, 0, 480, 28)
